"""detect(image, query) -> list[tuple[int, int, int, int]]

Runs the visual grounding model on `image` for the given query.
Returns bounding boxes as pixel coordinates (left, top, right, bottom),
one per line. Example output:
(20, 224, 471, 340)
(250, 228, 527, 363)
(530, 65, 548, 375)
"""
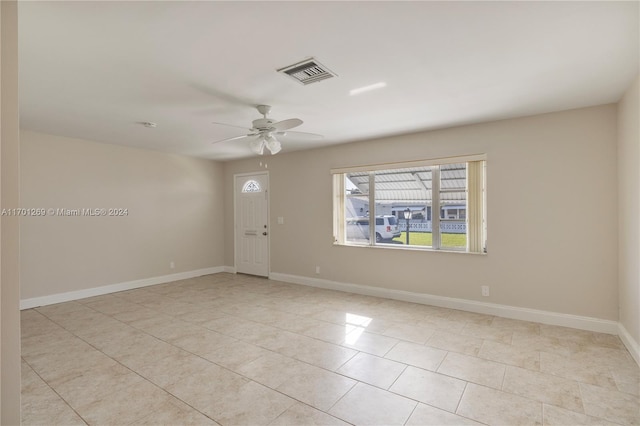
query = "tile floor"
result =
(21, 273, 639, 425)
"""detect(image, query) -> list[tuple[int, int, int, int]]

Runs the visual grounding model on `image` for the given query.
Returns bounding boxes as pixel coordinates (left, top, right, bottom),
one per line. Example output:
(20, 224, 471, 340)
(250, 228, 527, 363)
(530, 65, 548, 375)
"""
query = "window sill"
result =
(333, 242, 487, 255)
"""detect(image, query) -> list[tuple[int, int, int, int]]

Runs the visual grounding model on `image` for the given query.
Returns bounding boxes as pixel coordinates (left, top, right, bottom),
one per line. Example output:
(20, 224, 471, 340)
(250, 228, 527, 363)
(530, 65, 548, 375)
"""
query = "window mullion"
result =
(467, 161, 483, 252)
(334, 174, 345, 244)
(432, 166, 441, 249)
(368, 172, 375, 245)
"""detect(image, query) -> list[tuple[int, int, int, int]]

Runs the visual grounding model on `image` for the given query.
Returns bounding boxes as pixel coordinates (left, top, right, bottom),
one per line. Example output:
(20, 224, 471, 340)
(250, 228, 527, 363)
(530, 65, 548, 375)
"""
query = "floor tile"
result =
(380, 321, 435, 344)
(21, 367, 87, 426)
(447, 310, 494, 325)
(437, 352, 506, 389)
(110, 306, 162, 323)
(542, 404, 620, 426)
(610, 364, 640, 396)
(111, 335, 185, 370)
(269, 402, 349, 426)
(511, 332, 575, 357)
(336, 352, 406, 389)
(291, 338, 358, 371)
(579, 382, 640, 425)
(539, 324, 603, 345)
(201, 380, 296, 426)
(20, 274, 638, 426)
(389, 366, 466, 413)
(201, 340, 270, 370)
(34, 349, 123, 388)
(328, 382, 416, 426)
(572, 345, 637, 370)
(36, 301, 88, 316)
(460, 322, 513, 344)
(457, 383, 543, 425)
(75, 379, 172, 425)
(174, 308, 229, 325)
(302, 321, 351, 344)
(137, 318, 203, 342)
(384, 341, 447, 371)
(489, 317, 541, 335)
(170, 328, 238, 356)
(21, 312, 67, 340)
(405, 403, 482, 425)
(418, 316, 466, 334)
(425, 330, 484, 356)
(236, 351, 307, 388)
(478, 339, 540, 370)
(341, 330, 399, 356)
(83, 298, 142, 316)
(261, 312, 321, 333)
(249, 328, 311, 357)
(165, 363, 250, 411)
(276, 364, 356, 411)
(52, 366, 145, 408)
(539, 351, 617, 390)
(135, 351, 213, 389)
(589, 332, 627, 350)
(502, 366, 584, 412)
(311, 309, 351, 325)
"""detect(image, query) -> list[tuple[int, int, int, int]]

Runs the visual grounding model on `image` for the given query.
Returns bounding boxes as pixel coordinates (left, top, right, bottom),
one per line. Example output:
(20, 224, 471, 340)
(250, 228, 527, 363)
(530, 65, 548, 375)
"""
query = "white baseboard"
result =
(223, 266, 236, 273)
(20, 266, 225, 310)
(618, 322, 640, 366)
(269, 272, 620, 335)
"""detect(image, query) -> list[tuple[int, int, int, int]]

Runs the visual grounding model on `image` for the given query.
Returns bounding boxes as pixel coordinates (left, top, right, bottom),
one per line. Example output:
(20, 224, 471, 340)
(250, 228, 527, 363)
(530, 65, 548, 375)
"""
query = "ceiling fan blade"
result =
(211, 133, 256, 145)
(276, 130, 324, 140)
(211, 121, 253, 131)
(272, 118, 303, 131)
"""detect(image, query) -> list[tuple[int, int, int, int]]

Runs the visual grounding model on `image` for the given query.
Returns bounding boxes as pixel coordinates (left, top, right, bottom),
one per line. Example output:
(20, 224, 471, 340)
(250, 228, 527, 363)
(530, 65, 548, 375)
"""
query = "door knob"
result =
(263, 232, 268, 236)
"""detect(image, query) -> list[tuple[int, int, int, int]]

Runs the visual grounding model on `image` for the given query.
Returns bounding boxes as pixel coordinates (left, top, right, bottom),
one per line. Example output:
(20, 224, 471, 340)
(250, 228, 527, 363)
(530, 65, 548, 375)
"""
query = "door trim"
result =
(233, 171, 270, 277)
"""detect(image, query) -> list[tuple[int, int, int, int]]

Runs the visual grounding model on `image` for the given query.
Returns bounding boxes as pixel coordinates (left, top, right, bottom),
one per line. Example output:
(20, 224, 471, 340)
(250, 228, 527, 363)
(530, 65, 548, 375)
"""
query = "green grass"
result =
(391, 232, 466, 248)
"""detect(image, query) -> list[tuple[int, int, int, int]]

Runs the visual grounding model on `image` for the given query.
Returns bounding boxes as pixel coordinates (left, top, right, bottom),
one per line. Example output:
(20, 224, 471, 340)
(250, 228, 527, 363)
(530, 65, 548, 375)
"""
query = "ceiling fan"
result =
(211, 105, 322, 155)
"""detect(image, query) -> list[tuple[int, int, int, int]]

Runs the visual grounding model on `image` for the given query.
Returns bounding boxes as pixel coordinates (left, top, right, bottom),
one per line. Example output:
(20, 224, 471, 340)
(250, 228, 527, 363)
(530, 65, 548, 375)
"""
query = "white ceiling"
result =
(19, 1, 639, 161)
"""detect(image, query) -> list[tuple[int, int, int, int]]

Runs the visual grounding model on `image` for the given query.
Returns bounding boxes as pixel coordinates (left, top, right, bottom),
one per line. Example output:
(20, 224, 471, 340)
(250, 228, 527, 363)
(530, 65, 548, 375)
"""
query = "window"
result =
(242, 180, 261, 193)
(332, 155, 486, 253)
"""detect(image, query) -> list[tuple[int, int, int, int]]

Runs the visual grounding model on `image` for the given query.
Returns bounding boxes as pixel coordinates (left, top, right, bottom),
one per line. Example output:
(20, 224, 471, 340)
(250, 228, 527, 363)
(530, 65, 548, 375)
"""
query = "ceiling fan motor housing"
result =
(252, 118, 276, 131)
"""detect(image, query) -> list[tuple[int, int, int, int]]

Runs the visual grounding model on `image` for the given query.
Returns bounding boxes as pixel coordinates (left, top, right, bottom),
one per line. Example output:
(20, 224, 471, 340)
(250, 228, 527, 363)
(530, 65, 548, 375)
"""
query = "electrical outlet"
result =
(481, 286, 490, 297)
(277, 216, 284, 225)
(170, 261, 175, 269)
(315, 266, 320, 274)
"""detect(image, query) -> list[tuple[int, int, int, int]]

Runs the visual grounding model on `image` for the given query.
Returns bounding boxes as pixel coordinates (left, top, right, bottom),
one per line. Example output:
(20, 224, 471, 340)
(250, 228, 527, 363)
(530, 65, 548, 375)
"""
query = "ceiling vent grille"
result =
(277, 58, 337, 86)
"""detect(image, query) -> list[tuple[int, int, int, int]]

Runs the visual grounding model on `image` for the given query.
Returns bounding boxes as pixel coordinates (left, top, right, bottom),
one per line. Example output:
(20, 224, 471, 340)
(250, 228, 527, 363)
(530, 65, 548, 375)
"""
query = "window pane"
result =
(345, 173, 369, 244)
(440, 163, 467, 249)
(333, 156, 485, 253)
(373, 166, 432, 247)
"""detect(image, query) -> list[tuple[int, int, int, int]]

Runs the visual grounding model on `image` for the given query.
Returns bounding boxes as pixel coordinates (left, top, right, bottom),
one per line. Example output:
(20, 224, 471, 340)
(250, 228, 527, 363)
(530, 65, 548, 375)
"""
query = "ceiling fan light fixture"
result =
(250, 139, 265, 155)
(266, 136, 282, 155)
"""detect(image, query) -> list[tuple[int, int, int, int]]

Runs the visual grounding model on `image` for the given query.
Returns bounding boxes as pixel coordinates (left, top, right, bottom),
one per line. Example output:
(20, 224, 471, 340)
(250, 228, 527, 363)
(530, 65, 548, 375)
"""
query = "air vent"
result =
(277, 58, 337, 86)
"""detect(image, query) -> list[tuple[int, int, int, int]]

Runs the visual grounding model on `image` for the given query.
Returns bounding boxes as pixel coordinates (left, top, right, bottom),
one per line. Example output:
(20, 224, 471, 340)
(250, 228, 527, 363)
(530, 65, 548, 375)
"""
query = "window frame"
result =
(332, 155, 487, 254)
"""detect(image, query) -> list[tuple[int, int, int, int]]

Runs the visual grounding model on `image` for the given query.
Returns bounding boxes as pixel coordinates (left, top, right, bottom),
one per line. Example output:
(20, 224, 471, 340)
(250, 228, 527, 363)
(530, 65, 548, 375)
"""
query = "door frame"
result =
(233, 171, 270, 277)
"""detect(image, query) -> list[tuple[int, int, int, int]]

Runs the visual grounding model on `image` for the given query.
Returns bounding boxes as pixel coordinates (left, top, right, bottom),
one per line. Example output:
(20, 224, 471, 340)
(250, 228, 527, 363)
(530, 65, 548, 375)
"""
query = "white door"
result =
(235, 173, 269, 277)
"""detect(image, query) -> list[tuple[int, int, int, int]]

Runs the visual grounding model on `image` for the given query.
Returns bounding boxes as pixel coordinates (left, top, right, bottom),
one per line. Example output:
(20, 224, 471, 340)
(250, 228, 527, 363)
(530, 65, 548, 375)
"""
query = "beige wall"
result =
(20, 131, 225, 300)
(618, 75, 640, 345)
(224, 105, 619, 321)
(1, 1, 21, 423)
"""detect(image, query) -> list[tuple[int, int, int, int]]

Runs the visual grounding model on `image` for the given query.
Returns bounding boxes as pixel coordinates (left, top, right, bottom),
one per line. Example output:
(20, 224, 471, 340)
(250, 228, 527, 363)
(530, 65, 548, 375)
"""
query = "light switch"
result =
(277, 216, 284, 225)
